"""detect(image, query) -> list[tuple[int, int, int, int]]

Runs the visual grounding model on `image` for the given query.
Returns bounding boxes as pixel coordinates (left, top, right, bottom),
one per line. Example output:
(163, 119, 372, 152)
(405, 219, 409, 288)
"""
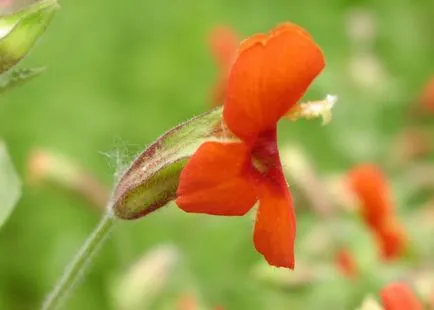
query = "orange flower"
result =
(347, 164, 407, 260)
(176, 23, 325, 268)
(336, 248, 358, 278)
(348, 164, 392, 228)
(209, 26, 240, 107)
(380, 282, 423, 310)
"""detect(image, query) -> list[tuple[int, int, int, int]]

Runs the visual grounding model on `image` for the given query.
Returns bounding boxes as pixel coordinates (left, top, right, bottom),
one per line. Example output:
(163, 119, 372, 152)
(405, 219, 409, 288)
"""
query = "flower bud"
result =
(0, 0, 58, 74)
(112, 108, 224, 219)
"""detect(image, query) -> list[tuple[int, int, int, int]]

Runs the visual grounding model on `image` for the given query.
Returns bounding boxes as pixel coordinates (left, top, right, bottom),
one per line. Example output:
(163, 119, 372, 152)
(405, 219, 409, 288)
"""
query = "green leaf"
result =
(0, 0, 59, 74)
(112, 107, 225, 219)
(0, 67, 45, 93)
(0, 141, 21, 229)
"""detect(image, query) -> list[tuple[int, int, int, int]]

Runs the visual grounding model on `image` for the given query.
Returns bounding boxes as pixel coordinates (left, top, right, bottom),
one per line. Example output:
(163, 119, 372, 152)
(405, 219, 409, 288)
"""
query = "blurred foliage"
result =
(0, 67, 45, 93)
(0, 141, 21, 228)
(0, 0, 434, 309)
(0, 0, 55, 230)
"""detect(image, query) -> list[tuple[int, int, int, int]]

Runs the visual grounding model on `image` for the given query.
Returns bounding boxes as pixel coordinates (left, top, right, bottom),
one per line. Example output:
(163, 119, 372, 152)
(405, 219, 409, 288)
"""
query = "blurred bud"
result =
(380, 282, 423, 310)
(27, 149, 109, 210)
(112, 244, 179, 310)
(356, 295, 383, 310)
(112, 108, 224, 219)
(335, 248, 358, 279)
(0, 0, 58, 74)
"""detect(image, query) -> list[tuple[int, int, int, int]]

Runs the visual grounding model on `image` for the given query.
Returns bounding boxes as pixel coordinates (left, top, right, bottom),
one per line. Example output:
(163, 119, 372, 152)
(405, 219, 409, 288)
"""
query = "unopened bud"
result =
(112, 108, 224, 219)
(0, 0, 58, 74)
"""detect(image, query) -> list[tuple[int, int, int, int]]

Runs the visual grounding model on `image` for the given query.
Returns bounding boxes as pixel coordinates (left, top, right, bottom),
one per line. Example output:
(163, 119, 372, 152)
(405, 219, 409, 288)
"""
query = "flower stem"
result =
(42, 212, 116, 310)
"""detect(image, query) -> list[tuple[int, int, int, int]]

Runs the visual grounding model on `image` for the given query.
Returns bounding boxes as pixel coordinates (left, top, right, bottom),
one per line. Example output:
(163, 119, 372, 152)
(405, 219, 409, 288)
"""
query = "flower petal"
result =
(253, 168, 296, 268)
(224, 23, 325, 143)
(381, 282, 423, 310)
(176, 142, 257, 215)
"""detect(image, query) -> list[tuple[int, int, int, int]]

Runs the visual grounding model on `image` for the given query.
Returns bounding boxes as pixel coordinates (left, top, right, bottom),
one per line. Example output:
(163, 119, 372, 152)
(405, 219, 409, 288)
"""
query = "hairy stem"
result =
(42, 212, 115, 310)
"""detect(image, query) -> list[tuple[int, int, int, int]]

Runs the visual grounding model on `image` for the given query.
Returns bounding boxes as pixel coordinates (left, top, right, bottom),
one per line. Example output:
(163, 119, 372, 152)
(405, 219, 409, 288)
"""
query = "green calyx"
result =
(112, 107, 225, 219)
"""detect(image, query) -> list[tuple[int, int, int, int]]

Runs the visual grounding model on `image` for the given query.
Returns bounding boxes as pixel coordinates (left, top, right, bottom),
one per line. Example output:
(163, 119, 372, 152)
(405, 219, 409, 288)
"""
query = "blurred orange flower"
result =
(177, 23, 325, 269)
(420, 76, 434, 113)
(336, 248, 358, 278)
(380, 282, 423, 310)
(374, 218, 407, 260)
(209, 26, 240, 107)
(348, 164, 407, 260)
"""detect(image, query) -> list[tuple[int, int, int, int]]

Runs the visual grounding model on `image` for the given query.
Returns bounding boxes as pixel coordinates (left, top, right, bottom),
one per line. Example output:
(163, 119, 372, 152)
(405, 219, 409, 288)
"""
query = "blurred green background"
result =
(1, 0, 434, 309)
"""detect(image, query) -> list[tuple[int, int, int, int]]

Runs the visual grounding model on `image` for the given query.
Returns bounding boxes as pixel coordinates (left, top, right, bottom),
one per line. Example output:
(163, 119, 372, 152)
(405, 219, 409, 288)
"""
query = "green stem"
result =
(42, 212, 116, 310)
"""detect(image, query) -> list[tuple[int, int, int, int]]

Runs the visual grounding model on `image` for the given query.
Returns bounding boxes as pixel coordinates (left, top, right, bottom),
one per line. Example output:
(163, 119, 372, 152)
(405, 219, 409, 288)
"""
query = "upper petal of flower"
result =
(381, 282, 423, 310)
(253, 167, 296, 269)
(224, 23, 325, 143)
(176, 142, 257, 216)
